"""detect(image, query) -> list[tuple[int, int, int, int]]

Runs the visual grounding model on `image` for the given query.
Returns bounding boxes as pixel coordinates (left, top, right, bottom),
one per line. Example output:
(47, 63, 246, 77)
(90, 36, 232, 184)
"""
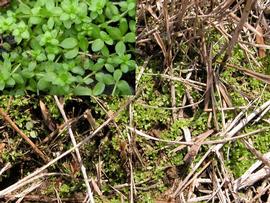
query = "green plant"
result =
(0, 0, 136, 95)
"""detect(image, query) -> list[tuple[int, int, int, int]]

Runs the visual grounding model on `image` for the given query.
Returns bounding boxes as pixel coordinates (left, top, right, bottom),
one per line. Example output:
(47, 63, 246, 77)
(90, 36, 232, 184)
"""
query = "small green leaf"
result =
(29, 17, 42, 25)
(60, 37, 78, 49)
(126, 60, 137, 71)
(6, 78, 15, 86)
(95, 72, 114, 85)
(47, 54, 55, 61)
(30, 131, 38, 138)
(60, 184, 70, 194)
(101, 45, 110, 57)
(103, 74, 114, 85)
(1, 68, 10, 81)
(124, 32, 136, 43)
(18, 3, 31, 15)
(30, 39, 42, 50)
(105, 64, 114, 73)
(37, 78, 50, 90)
(90, 24, 101, 39)
(119, 18, 128, 35)
(129, 20, 136, 32)
(93, 82, 105, 95)
(78, 36, 88, 52)
(92, 39, 104, 52)
(95, 72, 105, 82)
(71, 66, 85, 75)
(12, 74, 24, 84)
(119, 2, 128, 11)
(37, 53, 46, 61)
(64, 48, 78, 59)
(21, 31, 30, 39)
(117, 80, 132, 95)
(0, 80, 5, 91)
(115, 41, 126, 56)
(128, 5, 136, 17)
(78, 2, 88, 16)
(91, 62, 104, 72)
(46, 0, 55, 10)
(60, 13, 69, 21)
(106, 26, 122, 40)
(121, 64, 129, 73)
(73, 86, 92, 95)
(63, 21, 72, 29)
(26, 121, 34, 130)
(128, 2, 136, 11)
(83, 78, 94, 85)
(113, 69, 122, 81)
(27, 79, 37, 92)
(112, 15, 121, 22)
(105, 3, 119, 19)
(47, 17, 54, 29)
(90, 12, 98, 20)
(100, 31, 110, 41)
(111, 55, 123, 64)
(100, 31, 113, 45)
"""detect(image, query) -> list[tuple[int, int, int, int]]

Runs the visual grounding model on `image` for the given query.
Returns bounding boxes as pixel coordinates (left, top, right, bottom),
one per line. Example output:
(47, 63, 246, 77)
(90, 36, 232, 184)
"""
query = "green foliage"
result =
(134, 69, 172, 130)
(224, 125, 270, 178)
(59, 184, 71, 194)
(224, 140, 255, 177)
(0, 0, 136, 95)
(0, 96, 45, 163)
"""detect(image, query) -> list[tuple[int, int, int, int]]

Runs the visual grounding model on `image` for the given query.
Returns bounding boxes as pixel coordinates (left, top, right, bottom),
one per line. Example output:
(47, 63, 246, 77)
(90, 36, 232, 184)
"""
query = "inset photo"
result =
(0, 0, 136, 95)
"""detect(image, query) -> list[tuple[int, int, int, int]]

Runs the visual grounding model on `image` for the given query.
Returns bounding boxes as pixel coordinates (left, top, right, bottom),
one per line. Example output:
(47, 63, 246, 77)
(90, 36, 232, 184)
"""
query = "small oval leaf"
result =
(93, 82, 105, 96)
(115, 41, 126, 56)
(60, 38, 78, 49)
(92, 39, 104, 52)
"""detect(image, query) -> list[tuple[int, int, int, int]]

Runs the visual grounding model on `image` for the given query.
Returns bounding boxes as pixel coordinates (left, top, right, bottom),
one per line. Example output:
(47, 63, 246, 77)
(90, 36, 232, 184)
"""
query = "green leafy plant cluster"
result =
(224, 125, 270, 178)
(0, 0, 136, 95)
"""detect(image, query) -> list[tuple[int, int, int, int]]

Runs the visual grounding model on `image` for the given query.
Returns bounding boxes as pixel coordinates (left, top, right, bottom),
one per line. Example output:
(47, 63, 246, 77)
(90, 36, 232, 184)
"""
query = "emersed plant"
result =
(0, 0, 136, 95)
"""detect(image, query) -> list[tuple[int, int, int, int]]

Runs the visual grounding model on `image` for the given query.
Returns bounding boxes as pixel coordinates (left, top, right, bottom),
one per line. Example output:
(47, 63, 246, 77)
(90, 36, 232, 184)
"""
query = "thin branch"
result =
(0, 108, 49, 163)
(54, 96, 95, 203)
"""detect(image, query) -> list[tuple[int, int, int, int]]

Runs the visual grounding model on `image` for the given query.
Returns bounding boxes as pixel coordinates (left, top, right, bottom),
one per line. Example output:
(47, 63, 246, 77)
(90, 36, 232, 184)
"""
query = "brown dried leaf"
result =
(0, 0, 10, 7)
(255, 25, 266, 58)
(91, 178, 103, 197)
(153, 32, 167, 58)
(84, 109, 96, 130)
(183, 129, 214, 164)
(70, 159, 80, 177)
(0, 143, 5, 154)
(228, 64, 270, 84)
(39, 100, 56, 131)
(218, 82, 232, 107)
(146, 4, 158, 20)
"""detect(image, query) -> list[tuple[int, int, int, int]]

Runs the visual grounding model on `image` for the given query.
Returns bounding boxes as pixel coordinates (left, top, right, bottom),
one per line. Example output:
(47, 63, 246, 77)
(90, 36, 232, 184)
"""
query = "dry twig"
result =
(0, 108, 49, 163)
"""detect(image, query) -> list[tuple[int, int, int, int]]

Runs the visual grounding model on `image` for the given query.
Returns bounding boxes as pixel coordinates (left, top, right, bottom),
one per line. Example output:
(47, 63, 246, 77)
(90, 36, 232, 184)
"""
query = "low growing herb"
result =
(0, 0, 136, 95)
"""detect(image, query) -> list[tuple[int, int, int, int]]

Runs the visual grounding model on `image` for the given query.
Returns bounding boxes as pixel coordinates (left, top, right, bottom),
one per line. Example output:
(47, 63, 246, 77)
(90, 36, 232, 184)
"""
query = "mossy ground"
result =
(1, 49, 270, 201)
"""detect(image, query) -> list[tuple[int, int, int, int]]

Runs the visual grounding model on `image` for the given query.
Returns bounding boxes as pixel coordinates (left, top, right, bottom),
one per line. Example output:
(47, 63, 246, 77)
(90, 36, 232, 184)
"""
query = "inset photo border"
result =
(0, 0, 136, 95)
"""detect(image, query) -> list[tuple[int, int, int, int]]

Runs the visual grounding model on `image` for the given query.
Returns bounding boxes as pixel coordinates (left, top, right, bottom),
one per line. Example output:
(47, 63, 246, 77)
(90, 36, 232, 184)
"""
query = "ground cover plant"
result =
(0, 0, 136, 95)
(0, 0, 270, 203)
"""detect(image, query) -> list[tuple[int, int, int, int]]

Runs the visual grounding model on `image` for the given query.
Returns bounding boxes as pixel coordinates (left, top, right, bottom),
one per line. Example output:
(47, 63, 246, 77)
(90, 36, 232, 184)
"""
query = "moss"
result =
(223, 124, 270, 178)
(134, 68, 171, 130)
(224, 140, 255, 178)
